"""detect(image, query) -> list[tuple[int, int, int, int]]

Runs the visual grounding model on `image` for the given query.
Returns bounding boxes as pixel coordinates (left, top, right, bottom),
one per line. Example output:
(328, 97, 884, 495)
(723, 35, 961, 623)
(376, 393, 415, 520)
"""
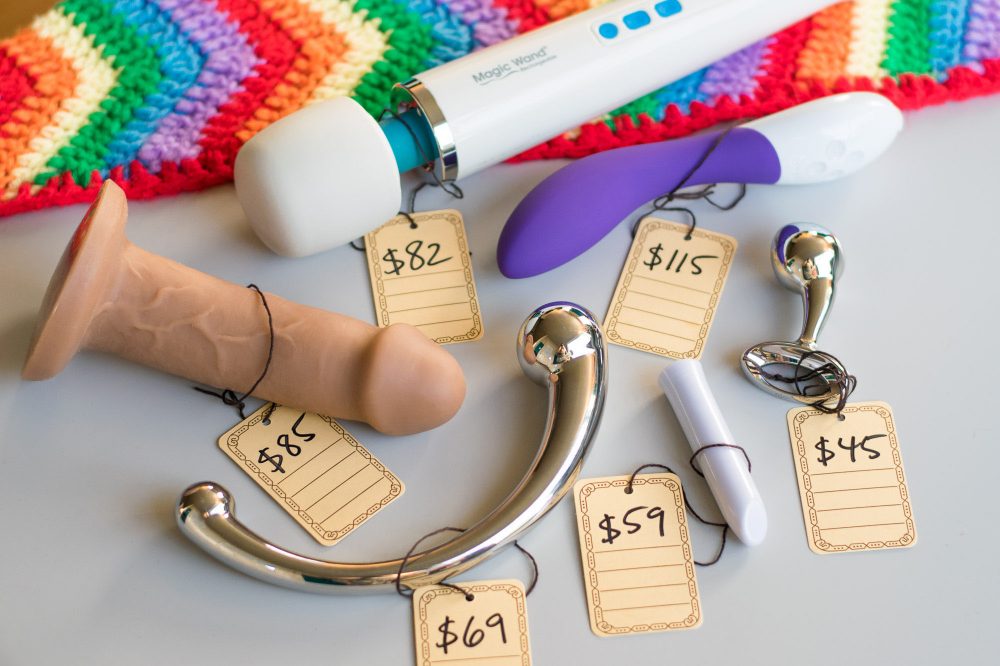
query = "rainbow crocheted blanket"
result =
(1, 0, 998, 217)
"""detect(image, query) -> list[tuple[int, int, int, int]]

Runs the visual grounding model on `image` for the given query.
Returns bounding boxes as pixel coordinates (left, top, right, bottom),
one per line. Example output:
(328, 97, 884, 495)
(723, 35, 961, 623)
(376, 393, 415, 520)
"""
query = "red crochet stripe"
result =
(513, 59, 1000, 161)
(1, 58, 998, 218)
(494, 0, 551, 33)
(196, 0, 302, 168)
(0, 45, 37, 135)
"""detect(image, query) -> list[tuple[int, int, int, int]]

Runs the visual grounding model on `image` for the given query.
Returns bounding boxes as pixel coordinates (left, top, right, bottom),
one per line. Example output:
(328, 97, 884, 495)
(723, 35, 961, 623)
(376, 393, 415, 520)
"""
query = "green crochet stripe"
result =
(883, 0, 934, 76)
(350, 0, 436, 115)
(36, 0, 162, 186)
(609, 91, 666, 128)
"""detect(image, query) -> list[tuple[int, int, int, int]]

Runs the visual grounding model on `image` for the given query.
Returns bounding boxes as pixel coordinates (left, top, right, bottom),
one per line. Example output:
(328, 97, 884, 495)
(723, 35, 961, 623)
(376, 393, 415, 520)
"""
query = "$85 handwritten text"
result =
(256, 412, 316, 474)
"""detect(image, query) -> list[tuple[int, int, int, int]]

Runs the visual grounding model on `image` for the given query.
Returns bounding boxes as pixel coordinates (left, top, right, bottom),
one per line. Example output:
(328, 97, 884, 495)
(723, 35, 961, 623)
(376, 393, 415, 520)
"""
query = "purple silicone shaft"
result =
(497, 127, 782, 278)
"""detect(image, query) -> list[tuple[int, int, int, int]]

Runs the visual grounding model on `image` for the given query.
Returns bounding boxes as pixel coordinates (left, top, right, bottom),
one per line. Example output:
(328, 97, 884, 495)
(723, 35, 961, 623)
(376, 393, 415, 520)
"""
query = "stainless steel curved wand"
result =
(176, 302, 608, 593)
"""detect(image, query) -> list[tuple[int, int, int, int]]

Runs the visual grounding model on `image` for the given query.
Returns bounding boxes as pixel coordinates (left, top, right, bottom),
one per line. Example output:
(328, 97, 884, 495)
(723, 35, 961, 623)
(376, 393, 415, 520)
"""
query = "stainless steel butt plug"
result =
(741, 223, 850, 406)
(177, 302, 608, 593)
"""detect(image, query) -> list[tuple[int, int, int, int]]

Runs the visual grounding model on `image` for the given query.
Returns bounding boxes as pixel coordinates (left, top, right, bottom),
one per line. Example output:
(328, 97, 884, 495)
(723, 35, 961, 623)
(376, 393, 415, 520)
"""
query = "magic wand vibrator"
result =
(234, 0, 837, 257)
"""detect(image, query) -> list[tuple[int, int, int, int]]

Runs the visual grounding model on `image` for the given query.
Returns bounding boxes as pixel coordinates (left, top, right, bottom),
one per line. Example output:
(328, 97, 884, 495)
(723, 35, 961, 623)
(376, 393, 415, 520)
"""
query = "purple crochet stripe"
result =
(697, 37, 773, 102)
(137, 0, 259, 171)
(964, 0, 1000, 63)
(437, 0, 518, 48)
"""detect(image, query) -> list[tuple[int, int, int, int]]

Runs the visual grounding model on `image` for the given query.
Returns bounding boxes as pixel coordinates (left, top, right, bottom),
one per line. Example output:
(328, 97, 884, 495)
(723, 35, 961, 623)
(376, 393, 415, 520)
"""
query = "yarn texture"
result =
(0, 0, 997, 217)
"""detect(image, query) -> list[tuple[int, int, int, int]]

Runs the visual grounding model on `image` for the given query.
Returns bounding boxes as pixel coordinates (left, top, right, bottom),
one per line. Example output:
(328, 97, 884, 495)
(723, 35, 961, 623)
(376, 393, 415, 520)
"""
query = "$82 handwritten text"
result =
(382, 240, 452, 276)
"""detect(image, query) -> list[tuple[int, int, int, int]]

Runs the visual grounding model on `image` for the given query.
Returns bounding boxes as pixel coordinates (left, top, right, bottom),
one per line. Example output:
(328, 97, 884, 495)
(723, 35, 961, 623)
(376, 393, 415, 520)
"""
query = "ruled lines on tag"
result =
(604, 217, 736, 359)
(787, 401, 916, 554)
(573, 474, 702, 637)
(413, 579, 532, 666)
(218, 404, 404, 546)
(365, 210, 483, 344)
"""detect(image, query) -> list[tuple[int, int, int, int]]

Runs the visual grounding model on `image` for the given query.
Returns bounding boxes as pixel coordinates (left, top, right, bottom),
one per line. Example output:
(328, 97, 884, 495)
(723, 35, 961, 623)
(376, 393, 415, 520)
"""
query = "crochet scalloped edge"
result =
(0, 58, 996, 218)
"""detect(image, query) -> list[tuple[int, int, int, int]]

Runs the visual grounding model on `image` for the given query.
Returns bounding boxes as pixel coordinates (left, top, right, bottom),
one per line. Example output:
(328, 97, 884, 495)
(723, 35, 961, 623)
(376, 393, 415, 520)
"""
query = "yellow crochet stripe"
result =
(305, 0, 389, 104)
(847, 0, 893, 78)
(5, 9, 118, 199)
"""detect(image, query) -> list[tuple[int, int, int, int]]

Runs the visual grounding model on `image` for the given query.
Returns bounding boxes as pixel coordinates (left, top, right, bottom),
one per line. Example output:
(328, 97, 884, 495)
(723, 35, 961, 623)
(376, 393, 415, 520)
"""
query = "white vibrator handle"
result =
(660, 360, 767, 546)
(401, 0, 836, 180)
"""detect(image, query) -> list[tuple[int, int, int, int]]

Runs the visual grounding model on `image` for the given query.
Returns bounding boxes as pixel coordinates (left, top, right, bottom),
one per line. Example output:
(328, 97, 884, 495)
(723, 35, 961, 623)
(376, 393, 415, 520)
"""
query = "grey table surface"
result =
(1, 96, 998, 665)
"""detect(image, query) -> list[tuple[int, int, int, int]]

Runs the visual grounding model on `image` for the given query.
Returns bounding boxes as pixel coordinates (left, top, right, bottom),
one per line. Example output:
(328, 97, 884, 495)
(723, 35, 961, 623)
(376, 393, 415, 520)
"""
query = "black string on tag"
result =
(632, 126, 747, 240)
(193, 284, 275, 421)
(625, 447, 751, 567)
(755, 349, 857, 419)
(395, 526, 539, 600)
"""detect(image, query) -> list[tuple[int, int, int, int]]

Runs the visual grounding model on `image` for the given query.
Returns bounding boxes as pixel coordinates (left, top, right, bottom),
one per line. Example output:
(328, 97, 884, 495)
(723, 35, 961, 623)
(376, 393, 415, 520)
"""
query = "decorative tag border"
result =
(788, 402, 917, 553)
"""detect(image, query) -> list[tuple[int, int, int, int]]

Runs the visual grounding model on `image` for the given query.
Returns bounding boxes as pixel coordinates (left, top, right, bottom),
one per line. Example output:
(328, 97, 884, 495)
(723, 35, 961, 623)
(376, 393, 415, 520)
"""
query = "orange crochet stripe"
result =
(0, 28, 77, 193)
(238, 0, 349, 142)
(798, 2, 855, 83)
(535, 0, 590, 21)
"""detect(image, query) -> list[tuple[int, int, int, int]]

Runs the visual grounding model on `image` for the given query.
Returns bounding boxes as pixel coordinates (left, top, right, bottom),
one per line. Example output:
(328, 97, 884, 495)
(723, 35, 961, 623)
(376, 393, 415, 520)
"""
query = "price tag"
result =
(218, 404, 404, 546)
(412, 579, 532, 666)
(787, 401, 917, 554)
(365, 210, 484, 344)
(573, 473, 702, 637)
(604, 217, 736, 359)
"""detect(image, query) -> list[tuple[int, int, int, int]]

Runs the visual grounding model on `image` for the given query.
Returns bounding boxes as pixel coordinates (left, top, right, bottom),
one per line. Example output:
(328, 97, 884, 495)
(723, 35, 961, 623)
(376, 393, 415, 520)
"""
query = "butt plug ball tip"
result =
(22, 182, 465, 436)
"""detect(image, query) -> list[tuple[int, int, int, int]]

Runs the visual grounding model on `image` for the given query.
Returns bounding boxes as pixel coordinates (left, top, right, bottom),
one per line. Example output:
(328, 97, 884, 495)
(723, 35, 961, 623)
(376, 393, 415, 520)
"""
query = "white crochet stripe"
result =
(4, 9, 119, 199)
(304, 0, 389, 104)
(846, 0, 893, 79)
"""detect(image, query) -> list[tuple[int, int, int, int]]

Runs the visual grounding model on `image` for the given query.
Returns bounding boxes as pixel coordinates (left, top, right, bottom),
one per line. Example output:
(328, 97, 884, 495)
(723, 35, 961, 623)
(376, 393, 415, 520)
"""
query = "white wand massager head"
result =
(234, 97, 401, 257)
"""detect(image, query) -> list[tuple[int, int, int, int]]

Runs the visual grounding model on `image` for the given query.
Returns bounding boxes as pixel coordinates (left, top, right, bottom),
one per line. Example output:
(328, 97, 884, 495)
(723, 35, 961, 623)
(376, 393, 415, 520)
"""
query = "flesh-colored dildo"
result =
(21, 181, 466, 435)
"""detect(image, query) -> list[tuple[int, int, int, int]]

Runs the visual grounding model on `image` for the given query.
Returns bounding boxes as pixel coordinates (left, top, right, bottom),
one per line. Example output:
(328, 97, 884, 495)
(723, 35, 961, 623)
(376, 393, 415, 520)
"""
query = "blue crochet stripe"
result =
(101, 0, 203, 176)
(405, 0, 474, 67)
(928, 0, 972, 77)
(652, 67, 711, 117)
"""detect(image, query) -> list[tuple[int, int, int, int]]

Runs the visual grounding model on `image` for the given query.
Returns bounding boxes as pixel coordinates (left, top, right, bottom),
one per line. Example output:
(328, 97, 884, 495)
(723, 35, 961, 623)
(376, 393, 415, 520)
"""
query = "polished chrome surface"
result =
(392, 79, 459, 182)
(741, 342, 848, 405)
(742, 224, 848, 405)
(771, 223, 843, 349)
(177, 302, 607, 593)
